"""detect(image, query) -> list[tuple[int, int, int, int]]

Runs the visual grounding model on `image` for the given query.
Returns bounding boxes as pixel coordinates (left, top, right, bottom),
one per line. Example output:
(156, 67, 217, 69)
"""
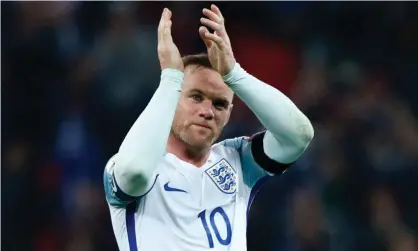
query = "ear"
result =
(223, 104, 233, 127)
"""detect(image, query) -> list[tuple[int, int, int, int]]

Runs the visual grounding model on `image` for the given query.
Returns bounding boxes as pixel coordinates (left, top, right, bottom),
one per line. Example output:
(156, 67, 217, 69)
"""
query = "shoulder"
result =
(216, 132, 291, 175)
(211, 136, 251, 161)
(214, 136, 251, 150)
(214, 131, 266, 154)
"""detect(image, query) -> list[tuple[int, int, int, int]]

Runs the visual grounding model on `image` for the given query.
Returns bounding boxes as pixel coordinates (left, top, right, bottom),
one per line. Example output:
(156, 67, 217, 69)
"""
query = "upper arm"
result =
(220, 131, 292, 188)
(103, 154, 159, 208)
(103, 155, 132, 208)
(103, 152, 161, 208)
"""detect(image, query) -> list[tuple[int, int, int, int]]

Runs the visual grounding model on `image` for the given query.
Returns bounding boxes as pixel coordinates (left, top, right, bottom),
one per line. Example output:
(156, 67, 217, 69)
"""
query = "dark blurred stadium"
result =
(2, 1, 418, 251)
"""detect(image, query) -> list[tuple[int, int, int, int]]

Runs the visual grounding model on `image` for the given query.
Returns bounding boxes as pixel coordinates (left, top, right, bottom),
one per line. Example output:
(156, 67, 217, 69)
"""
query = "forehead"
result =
(183, 66, 234, 101)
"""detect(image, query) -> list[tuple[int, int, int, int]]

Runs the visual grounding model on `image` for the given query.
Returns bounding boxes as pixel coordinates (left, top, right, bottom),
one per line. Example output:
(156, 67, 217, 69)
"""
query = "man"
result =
(103, 5, 314, 251)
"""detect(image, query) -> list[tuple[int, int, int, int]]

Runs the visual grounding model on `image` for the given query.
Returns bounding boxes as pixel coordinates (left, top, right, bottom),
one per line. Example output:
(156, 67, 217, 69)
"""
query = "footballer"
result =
(103, 5, 314, 251)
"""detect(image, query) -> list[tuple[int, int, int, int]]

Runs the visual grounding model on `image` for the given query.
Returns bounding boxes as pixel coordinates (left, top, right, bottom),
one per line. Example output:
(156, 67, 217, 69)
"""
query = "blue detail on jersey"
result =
(220, 136, 270, 188)
(104, 169, 128, 207)
(198, 207, 232, 248)
(139, 174, 160, 198)
(218, 173, 232, 185)
(103, 168, 160, 208)
(205, 159, 237, 194)
(163, 182, 187, 193)
(211, 166, 226, 176)
(246, 175, 271, 220)
(223, 180, 236, 191)
(126, 202, 138, 251)
(112, 172, 138, 202)
(198, 210, 214, 248)
(210, 207, 232, 245)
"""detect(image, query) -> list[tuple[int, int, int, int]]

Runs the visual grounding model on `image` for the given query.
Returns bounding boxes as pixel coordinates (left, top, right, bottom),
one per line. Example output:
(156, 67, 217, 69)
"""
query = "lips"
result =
(193, 123, 211, 130)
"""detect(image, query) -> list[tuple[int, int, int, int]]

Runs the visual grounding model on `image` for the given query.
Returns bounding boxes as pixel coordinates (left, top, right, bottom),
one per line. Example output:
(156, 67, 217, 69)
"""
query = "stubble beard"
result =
(171, 123, 218, 152)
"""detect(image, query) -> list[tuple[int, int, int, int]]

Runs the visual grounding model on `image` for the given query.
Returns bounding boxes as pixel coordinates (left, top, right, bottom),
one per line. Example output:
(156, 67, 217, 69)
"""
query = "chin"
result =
(188, 136, 213, 149)
(184, 131, 216, 149)
(175, 126, 218, 149)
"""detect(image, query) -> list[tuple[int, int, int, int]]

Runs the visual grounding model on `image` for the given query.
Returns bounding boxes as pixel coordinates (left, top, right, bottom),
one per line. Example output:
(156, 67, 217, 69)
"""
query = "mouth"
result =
(192, 123, 212, 130)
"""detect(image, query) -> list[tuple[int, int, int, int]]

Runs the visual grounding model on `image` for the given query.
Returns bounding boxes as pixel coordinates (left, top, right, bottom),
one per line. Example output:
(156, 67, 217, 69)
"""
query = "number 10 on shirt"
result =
(198, 207, 232, 248)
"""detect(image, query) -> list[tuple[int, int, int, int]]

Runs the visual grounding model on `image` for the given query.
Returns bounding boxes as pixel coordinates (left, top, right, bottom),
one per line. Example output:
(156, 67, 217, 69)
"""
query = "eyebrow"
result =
(189, 89, 230, 106)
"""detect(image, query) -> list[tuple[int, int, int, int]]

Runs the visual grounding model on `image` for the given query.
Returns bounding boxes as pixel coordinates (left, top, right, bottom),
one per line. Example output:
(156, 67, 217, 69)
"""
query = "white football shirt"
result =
(103, 132, 289, 251)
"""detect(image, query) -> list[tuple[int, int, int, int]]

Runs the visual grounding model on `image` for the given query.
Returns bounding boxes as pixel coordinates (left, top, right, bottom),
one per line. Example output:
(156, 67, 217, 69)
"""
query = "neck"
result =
(166, 132, 210, 167)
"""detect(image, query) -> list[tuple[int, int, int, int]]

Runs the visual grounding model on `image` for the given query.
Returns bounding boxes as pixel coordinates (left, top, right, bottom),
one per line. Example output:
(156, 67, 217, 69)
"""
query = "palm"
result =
(207, 33, 222, 71)
(157, 8, 184, 71)
(199, 5, 235, 76)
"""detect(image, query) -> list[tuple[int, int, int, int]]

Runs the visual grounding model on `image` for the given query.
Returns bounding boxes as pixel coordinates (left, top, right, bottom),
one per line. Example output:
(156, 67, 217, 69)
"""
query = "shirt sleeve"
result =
(220, 131, 292, 188)
(223, 63, 314, 164)
(110, 68, 182, 199)
(103, 154, 159, 208)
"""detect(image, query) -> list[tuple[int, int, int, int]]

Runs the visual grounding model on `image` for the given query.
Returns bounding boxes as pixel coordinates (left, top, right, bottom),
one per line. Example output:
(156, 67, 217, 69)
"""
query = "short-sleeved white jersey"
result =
(103, 132, 288, 251)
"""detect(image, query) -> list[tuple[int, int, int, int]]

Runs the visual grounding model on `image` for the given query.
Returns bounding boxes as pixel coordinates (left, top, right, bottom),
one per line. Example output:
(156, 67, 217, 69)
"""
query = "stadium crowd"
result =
(2, 2, 418, 251)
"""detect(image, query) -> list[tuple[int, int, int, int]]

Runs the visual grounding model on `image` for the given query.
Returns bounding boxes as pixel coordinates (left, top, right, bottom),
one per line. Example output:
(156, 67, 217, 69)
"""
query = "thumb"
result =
(199, 26, 212, 48)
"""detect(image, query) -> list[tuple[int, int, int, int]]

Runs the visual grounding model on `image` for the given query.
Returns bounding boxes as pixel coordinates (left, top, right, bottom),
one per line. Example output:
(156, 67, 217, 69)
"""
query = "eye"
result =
(190, 94, 203, 102)
(213, 101, 228, 111)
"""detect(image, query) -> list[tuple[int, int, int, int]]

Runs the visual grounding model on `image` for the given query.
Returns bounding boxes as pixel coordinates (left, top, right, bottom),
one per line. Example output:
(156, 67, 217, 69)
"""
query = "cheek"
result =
(181, 100, 200, 118)
(175, 101, 194, 126)
(215, 113, 229, 128)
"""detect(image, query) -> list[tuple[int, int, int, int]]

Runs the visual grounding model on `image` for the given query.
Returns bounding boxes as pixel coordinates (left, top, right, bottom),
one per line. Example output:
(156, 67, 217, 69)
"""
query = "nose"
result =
(198, 100, 214, 120)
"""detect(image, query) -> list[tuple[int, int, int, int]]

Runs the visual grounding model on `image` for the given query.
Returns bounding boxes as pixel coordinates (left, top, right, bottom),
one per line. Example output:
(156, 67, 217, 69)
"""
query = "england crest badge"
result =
(205, 159, 237, 194)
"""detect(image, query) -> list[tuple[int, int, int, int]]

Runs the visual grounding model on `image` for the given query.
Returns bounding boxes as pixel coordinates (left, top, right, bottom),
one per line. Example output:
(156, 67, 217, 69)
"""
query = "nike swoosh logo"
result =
(164, 182, 187, 193)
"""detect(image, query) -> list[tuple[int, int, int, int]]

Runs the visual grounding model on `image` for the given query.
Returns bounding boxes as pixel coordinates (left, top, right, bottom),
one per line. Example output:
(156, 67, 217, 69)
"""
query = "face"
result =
(171, 65, 234, 150)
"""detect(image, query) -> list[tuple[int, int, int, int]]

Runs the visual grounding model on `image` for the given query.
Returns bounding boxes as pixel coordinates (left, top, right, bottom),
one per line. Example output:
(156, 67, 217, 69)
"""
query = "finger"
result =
(164, 20, 173, 42)
(158, 8, 172, 42)
(200, 17, 222, 32)
(163, 9, 173, 40)
(202, 8, 222, 24)
(211, 4, 224, 20)
(199, 26, 212, 48)
(203, 6, 229, 45)
(204, 32, 226, 50)
(158, 8, 167, 41)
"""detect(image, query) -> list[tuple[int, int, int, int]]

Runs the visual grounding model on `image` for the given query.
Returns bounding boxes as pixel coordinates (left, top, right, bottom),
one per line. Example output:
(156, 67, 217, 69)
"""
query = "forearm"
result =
(224, 63, 314, 164)
(114, 69, 183, 196)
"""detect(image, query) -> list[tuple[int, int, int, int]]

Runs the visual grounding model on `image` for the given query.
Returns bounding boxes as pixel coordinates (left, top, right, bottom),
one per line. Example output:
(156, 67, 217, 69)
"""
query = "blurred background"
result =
(2, 1, 418, 251)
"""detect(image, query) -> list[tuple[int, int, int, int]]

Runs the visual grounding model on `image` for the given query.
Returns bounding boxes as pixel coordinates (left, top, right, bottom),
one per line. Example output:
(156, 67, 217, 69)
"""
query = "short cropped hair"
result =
(182, 53, 213, 70)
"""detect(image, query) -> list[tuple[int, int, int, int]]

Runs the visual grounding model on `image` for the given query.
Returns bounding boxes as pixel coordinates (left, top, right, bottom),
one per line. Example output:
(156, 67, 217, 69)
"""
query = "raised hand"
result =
(158, 8, 184, 71)
(199, 4, 236, 76)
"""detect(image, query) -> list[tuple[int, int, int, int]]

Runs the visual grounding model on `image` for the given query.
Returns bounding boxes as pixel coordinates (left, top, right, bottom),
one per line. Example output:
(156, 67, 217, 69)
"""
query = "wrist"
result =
(222, 62, 248, 86)
(161, 68, 184, 89)
(162, 68, 184, 79)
